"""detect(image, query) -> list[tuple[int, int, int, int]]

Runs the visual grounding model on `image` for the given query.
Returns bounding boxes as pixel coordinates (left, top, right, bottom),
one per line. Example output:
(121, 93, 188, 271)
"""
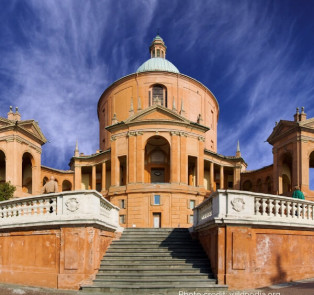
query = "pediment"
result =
(18, 121, 47, 144)
(125, 105, 189, 124)
(0, 118, 13, 129)
(267, 120, 297, 144)
(299, 118, 314, 129)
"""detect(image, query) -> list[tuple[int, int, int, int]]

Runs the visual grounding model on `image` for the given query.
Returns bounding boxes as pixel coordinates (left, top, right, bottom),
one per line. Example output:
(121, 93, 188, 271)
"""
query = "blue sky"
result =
(1, 0, 314, 179)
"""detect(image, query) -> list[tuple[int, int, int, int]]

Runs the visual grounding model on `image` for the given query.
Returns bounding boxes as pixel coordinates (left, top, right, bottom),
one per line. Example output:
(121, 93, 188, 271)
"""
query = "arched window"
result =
(43, 177, 48, 186)
(0, 150, 5, 183)
(256, 179, 262, 192)
(149, 84, 167, 107)
(242, 180, 252, 191)
(62, 180, 72, 191)
(265, 176, 272, 194)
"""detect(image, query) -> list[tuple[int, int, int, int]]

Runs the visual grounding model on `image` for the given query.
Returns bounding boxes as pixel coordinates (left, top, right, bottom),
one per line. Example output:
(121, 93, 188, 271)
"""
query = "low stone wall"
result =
(193, 190, 314, 289)
(0, 190, 121, 289)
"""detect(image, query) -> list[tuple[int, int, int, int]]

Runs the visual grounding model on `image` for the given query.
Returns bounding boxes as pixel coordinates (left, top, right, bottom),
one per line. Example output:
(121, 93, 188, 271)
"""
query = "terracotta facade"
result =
(1, 35, 314, 227)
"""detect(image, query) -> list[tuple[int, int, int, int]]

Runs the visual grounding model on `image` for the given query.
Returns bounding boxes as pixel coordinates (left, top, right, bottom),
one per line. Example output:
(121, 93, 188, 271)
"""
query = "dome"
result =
(136, 57, 179, 74)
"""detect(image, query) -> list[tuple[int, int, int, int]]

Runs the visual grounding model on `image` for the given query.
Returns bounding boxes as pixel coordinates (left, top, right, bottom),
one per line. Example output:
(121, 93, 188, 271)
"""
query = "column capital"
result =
(198, 136, 205, 142)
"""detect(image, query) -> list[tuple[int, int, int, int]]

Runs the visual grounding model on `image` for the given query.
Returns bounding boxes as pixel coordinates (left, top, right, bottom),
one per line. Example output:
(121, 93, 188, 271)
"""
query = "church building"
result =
(1, 35, 314, 227)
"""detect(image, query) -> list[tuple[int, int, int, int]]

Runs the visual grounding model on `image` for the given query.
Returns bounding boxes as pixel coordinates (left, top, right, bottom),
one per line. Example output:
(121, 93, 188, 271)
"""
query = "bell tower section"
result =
(0, 107, 47, 197)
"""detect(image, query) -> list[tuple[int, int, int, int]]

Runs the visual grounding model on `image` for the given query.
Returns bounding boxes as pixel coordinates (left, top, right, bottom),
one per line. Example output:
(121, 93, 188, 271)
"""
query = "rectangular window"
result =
(157, 49, 160, 57)
(189, 215, 194, 224)
(119, 215, 125, 224)
(154, 194, 160, 205)
(120, 199, 126, 209)
(189, 200, 195, 209)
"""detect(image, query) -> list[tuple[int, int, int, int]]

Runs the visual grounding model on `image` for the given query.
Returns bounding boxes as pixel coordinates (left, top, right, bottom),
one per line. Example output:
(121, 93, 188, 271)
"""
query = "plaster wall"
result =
(197, 225, 314, 289)
(97, 72, 219, 153)
(0, 227, 116, 290)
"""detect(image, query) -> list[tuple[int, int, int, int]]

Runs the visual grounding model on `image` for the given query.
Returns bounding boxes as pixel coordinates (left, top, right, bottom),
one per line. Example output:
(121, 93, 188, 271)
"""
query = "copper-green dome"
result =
(136, 57, 179, 74)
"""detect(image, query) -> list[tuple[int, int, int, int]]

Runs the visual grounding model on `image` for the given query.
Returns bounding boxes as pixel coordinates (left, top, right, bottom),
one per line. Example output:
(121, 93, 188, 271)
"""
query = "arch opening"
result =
(281, 153, 292, 195)
(22, 152, 33, 194)
(145, 136, 170, 183)
(0, 150, 5, 183)
(243, 180, 252, 192)
(62, 180, 72, 192)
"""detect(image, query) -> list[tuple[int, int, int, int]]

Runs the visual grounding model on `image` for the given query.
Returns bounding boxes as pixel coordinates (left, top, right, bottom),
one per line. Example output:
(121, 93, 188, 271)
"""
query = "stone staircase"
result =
(81, 228, 227, 294)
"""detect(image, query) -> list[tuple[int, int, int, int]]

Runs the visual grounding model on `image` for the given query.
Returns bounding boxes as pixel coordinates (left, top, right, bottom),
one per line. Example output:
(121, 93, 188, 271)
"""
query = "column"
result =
(170, 132, 180, 183)
(111, 136, 119, 186)
(210, 162, 214, 191)
(180, 133, 187, 184)
(220, 165, 224, 189)
(92, 165, 96, 190)
(128, 132, 136, 183)
(74, 164, 82, 190)
(101, 162, 106, 191)
(233, 166, 241, 190)
(197, 136, 205, 187)
(136, 133, 144, 183)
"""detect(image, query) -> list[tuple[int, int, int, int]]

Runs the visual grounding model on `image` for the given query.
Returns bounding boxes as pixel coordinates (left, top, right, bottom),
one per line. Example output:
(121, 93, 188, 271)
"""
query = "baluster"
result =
(261, 198, 266, 215)
(274, 199, 279, 217)
(255, 198, 261, 216)
(280, 200, 284, 217)
(296, 203, 301, 219)
(269, 199, 274, 216)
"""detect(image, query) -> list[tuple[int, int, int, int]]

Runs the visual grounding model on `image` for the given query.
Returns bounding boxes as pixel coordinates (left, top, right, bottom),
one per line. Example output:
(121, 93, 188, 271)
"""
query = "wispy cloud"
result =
(0, 0, 313, 172)
(0, 0, 157, 168)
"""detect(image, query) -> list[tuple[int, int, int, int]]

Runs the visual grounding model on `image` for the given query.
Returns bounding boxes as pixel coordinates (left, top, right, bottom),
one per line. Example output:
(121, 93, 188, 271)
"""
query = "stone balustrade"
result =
(194, 189, 314, 229)
(0, 190, 120, 231)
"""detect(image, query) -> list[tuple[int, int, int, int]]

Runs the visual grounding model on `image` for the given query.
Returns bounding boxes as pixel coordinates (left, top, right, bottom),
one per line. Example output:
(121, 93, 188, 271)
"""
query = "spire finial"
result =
(74, 140, 79, 157)
(236, 140, 241, 157)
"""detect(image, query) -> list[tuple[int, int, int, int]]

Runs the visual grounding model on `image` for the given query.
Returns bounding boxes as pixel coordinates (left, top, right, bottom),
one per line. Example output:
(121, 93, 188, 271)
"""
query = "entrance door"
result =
(151, 168, 165, 183)
(153, 213, 161, 228)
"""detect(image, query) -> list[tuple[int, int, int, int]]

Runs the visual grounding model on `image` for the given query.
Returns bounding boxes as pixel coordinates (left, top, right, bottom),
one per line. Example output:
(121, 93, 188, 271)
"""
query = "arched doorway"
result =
(0, 150, 5, 183)
(145, 136, 170, 183)
(22, 152, 33, 194)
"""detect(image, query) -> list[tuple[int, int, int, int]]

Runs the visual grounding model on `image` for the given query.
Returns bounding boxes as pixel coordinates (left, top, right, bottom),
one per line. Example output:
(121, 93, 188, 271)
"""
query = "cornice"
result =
(0, 134, 42, 153)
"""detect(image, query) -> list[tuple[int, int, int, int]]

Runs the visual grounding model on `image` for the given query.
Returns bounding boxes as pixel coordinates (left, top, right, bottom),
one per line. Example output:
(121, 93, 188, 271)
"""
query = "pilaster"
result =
(198, 136, 205, 187)
(92, 165, 96, 190)
(170, 131, 180, 183)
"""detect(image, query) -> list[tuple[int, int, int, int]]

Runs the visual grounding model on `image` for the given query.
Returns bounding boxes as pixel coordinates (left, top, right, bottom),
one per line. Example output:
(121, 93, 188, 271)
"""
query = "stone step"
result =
(81, 228, 226, 294)
(106, 248, 203, 254)
(97, 268, 211, 276)
(99, 263, 211, 269)
(92, 278, 216, 284)
(100, 258, 210, 265)
(95, 274, 213, 280)
(101, 255, 208, 263)
(122, 230, 188, 233)
(82, 284, 227, 294)
(110, 242, 200, 246)
(104, 252, 206, 258)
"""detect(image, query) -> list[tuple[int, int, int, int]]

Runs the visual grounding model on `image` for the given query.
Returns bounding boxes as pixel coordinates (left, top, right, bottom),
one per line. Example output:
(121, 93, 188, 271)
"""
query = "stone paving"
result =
(1, 279, 314, 295)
